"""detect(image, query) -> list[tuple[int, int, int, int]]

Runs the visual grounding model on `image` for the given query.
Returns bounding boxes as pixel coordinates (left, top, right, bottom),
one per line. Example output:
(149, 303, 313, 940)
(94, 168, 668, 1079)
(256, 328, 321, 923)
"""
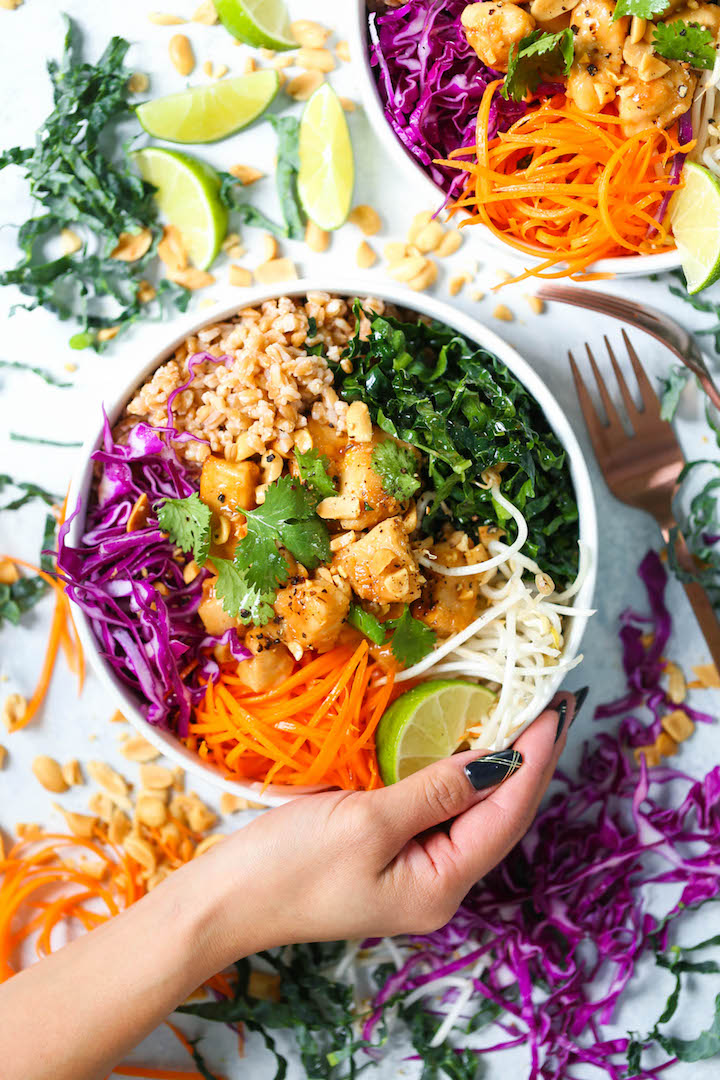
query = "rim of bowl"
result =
(67, 276, 599, 807)
(348, 2, 682, 279)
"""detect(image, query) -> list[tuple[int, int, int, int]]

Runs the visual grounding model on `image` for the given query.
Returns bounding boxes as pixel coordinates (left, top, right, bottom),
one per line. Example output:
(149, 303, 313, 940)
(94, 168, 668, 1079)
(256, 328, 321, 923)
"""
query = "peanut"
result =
(128, 72, 150, 94)
(54, 804, 97, 838)
(149, 12, 186, 25)
(306, 221, 330, 253)
(228, 164, 264, 185)
(290, 19, 330, 48)
(434, 230, 463, 258)
(166, 266, 215, 290)
(295, 47, 335, 72)
(124, 834, 157, 873)
(61, 759, 83, 787)
(339, 97, 356, 112)
(192, 0, 218, 24)
(0, 558, 19, 585)
(169, 34, 195, 77)
(60, 228, 83, 255)
(32, 756, 68, 794)
(492, 304, 514, 322)
(287, 70, 323, 100)
(136, 794, 168, 828)
(87, 760, 129, 799)
(2, 692, 27, 732)
(525, 295, 544, 315)
(336, 40, 351, 62)
(229, 265, 252, 287)
(139, 764, 174, 790)
(254, 257, 298, 285)
(355, 241, 377, 269)
(349, 204, 382, 236)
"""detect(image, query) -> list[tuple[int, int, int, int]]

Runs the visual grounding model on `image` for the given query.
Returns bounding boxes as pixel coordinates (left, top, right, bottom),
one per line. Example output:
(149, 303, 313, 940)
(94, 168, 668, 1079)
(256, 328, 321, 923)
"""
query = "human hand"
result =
(198, 692, 582, 972)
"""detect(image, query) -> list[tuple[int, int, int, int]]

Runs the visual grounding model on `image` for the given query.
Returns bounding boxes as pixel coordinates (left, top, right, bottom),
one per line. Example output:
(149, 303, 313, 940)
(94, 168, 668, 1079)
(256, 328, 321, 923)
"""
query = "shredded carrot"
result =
(441, 85, 694, 283)
(188, 642, 404, 791)
(1, 495, 84, 730)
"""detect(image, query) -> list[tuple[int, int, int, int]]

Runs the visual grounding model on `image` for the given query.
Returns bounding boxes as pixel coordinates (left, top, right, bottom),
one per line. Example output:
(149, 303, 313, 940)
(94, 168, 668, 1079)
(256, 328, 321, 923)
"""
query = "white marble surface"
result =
(1, 1, 720, 1076)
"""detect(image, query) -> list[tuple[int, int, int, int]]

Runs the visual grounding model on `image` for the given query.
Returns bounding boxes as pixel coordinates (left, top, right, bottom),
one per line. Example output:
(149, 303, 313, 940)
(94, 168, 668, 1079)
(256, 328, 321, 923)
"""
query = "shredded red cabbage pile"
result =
(364, 550, 719, 1078)
(57, 358, 250, 734)
(369, 0, 526, 195)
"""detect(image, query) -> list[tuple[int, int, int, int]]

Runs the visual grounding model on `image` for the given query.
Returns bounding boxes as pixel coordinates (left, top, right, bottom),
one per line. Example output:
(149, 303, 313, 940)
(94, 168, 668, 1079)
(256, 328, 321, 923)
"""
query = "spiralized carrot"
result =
(189, 640, 404, 791)
(440, 84, 694, 284)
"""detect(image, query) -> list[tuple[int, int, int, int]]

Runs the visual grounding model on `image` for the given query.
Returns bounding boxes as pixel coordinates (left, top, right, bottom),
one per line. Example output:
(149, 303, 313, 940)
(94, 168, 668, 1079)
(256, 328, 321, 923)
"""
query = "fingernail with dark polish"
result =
(570, 686, 590, 727)
(464, 749, 523, 791)
(554, 700, 568, 743)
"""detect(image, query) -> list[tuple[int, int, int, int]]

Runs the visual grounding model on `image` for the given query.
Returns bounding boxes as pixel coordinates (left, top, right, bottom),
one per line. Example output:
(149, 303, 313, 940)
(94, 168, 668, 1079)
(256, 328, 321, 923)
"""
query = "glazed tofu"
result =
(413, 540, 483, 637)
(200, 456, 259, 515)
(273, 574, 351, 654)
(336, 517, 422, 605)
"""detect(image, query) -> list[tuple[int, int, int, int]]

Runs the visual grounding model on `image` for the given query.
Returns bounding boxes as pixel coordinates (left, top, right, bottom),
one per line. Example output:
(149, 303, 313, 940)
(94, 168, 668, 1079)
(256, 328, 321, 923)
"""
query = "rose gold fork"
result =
(570, 330, 720, 668)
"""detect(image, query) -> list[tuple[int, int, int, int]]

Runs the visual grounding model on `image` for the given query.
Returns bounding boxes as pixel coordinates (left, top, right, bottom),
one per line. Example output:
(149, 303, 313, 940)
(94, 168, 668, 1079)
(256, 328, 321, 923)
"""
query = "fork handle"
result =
(665, 526, 720, 671)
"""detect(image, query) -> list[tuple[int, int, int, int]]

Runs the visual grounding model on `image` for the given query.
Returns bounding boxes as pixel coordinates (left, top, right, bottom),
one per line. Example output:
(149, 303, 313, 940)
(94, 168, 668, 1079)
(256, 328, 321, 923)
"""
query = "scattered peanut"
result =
(383, 241, 407, 264)
(259, 48, 276, 60)
(407, 210, 433, 246)
(61, 759, 83, 787)
(60, 228, 83, 256)
(149, 12, 186, 25)
(126, 493, 150, 533)
(0, 0, 23, 9)
(471, 289, 486, 301)
(295, 47, 336, 72)
(496, 269, 514, 283)
(166, 266, 216, 290)
(228, 164, 264, 185)
(192, 0, 218, 24)
(339, 97, 356, 112)
(665, 661, 687, 704)
(0, 745, 7, 769)
(110, 710, 128, 724)
(655, 732, 678, 757)
(2, 693, 27, 733)
(128, 72, 150, 94)
(492, 304, 514, 322)
(139, 764, 174, 790)
(414, 219, 445, 254)
(434, 230, 463, 257)
(306, 221, 330, 253)
(690, 663, 720, 689)
(137, 280, 157, 304)
(525, 295, 544, 315)
(287, 70, 323, 100)
(32, 756, 68, 794)
(214, 63, 229, 79)
(157, 225, 187, 272)
(271, 54, 294, 69)
(349, 204, 382, 236)
(183, 560, 202, 585)
(124, 834, 157, 873)
(356, 241, 377, 269)
(243, 56, 256, 74)
(407, 258, 438, 292)
(633, 744, 662, 768)
(336, 40, 351, 62)
(169, 34, 195, 77)
(254, 257, 298, 285)
(229, 265, 253, 287)
(448, 274, 467, 297)
(97, 327, 120, 343)
(54, 804, 97, 838)
(136, 794, 168, 828)
(290, 19, 330, 48)
(389, 254, 427, 283)
(88, 792, 114, 823)
(87, 760, 129, 799)
(203, 59, 214, 77)
(0, 558, 19, 585)
(661, 709, 694, 743)
(261, 233, 278, 262)
(108, 808, 131, 846)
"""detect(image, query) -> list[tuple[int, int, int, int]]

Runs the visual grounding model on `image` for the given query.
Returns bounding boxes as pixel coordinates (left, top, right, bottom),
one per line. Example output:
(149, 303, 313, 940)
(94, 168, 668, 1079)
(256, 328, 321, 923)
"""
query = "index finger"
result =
(425, 696, 574, 895)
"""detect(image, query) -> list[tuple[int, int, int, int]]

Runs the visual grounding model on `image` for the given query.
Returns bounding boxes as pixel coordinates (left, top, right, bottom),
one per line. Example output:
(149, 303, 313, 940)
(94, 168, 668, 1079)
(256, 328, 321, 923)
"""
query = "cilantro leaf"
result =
(502, 29, 575, 102)
(613, 0, 669, 19)
(653, 21, 717, 69)
(348, 602, 387, 645)
(157, 494, 212, 566)
(213, 558, 275, 627)
(269, 115, 305, 240)
(659, 365, 689, 420)
(295, 448, 337, 499)
(241, 477, 331, 575)
(371, 441, 421, 502)
(387, 607, 436, 667)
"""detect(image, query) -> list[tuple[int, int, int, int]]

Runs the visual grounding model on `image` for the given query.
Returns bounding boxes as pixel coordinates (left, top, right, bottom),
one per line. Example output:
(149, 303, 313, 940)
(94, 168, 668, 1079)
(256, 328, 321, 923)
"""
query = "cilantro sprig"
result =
(613, 0, 669, 19)
(157, 494, 212, 567)
(348, 602, 436, 667)
(653, 21, 717, 69)
(295, 448, 337, 499)
(502, 29, 575, 102)
(371, 441, 421, 502)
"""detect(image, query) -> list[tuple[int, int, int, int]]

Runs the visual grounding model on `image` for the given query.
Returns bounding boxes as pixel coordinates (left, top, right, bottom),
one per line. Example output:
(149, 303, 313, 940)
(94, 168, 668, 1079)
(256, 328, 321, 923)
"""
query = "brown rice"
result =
(126, 294, 384, 463)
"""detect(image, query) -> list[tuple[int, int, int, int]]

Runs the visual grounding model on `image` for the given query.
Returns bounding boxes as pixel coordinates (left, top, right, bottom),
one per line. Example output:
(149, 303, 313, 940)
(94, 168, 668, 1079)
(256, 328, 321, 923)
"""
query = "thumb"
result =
(368, 746, 523, 854)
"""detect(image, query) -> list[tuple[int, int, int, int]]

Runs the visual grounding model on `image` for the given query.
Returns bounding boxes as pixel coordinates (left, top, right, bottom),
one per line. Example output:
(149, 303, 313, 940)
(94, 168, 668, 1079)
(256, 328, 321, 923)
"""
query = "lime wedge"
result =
(136, 70, 279, 144)
(132, 147, 228, 270)
(669, 162, 720, 294)
(376, 680, 496, 785)
(213, 0, 295, 50)
(297, 84, 354, 232)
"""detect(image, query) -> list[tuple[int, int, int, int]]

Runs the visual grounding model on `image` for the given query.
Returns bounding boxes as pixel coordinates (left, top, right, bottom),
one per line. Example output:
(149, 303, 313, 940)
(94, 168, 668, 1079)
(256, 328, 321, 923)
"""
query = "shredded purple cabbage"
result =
(57, 361, 250, 735)
(653, 109, 693, 231)
(363, 550, 718, 1078)
(369, 0, 526, 195)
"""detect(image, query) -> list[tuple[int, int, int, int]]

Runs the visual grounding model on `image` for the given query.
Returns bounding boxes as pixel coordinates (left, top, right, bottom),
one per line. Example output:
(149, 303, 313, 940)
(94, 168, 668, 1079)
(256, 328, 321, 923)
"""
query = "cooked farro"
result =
(126, 294, 384, 463)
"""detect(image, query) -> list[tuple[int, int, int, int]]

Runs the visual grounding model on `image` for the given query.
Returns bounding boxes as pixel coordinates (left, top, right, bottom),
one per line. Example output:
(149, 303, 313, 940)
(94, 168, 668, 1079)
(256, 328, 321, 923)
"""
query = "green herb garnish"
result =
(613, 0, 669, 20)
(294, 448, 337, 499)
(0, 18, 190, 350)
(653, 20, 716, 67)
(502, 29, 575, 102)
(336, 304, 579, 583)
(348, 601, 436, 667)
(211, 557, 276, 627)
(347, 602, 387, 645)
(0, 360, 73, 387)
(659, 365, 690, 420)
(0, 476, 61, 628)
(157, 493, 212, 566)
(218, 172, 286, 238)
(269, 115, 305, 240)
(371, 440, 421, 501)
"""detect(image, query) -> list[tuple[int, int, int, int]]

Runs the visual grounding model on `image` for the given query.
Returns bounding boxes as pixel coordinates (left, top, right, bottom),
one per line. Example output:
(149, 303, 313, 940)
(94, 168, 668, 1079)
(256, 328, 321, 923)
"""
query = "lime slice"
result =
(669, 162, 720, 294)
(376, 680, 496, 785)
(136, 70, 279, 144)
(297, 84, 354, 232)
(213, 0, 295, 50)
(132, 147, 228, 270)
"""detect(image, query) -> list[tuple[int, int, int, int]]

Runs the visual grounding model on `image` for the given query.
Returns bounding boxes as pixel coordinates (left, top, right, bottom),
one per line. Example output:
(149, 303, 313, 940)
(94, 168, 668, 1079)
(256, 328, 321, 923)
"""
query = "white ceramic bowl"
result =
(67, 278, 598, 806)
(348, 2, 681, 279)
